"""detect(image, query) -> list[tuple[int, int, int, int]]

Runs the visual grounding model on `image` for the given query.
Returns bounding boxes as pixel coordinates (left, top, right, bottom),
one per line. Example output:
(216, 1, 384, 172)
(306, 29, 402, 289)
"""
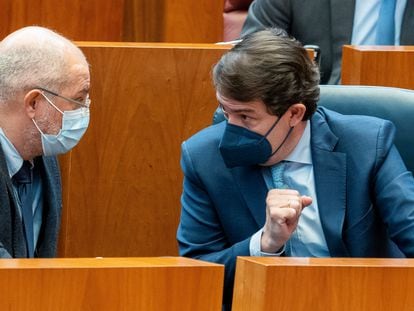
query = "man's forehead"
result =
(216, 92, 263, 112)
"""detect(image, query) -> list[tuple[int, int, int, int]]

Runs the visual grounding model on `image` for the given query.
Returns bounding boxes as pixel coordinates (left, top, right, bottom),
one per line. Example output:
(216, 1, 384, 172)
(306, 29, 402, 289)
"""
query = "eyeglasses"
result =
(35, 87, 91, 108)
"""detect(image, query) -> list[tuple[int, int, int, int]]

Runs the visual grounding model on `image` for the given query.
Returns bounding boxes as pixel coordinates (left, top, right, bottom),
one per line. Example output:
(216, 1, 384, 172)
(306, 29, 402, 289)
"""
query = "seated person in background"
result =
(0, 26, 90, 258)
(177, 28, 414, 310)
(241, 0, 414, 84)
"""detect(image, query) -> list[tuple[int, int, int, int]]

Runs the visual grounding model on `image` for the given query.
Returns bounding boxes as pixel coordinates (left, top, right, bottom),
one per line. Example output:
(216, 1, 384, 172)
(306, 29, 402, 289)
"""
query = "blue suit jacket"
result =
(177, 107, 414, 306)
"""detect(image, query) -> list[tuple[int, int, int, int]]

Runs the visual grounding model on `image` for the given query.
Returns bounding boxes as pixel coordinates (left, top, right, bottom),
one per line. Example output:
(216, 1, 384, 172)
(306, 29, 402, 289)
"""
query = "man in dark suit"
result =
(177, 29, 414, 310)
(241, 0, 414, 84)
(0, 26, 91, 258)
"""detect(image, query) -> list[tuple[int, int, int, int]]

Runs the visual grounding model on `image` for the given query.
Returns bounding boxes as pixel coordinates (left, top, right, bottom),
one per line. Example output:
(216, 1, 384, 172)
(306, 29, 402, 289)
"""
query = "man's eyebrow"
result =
(75, 87, 90, 97)
(221, 104, 256, 114)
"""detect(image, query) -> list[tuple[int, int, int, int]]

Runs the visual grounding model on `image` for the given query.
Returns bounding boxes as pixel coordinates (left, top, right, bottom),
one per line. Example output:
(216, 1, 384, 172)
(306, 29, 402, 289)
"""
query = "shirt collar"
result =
(0, 128, 25, 178)
(284, 121, 312, 165)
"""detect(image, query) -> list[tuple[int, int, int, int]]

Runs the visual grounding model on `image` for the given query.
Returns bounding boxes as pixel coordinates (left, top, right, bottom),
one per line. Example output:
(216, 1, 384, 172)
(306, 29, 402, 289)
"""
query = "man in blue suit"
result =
(0, 26, 90, 258)
(177, 28, 414, 310)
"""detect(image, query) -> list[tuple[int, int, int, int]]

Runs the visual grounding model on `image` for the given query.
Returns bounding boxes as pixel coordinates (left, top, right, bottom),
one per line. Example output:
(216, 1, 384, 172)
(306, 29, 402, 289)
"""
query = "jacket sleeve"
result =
(177, 141, 251, 306)
(372, 120, 414, 256)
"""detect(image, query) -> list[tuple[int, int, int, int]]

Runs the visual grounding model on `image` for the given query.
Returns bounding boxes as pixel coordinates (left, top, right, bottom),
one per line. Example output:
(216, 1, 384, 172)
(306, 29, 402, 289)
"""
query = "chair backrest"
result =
(213, 85, 414, 173)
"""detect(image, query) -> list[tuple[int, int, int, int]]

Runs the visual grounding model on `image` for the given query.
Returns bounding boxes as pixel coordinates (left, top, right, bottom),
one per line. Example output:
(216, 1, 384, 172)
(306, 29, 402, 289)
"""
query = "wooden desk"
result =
(342, 45, 414, 89)
(0, 257, 223, 310)
(233, 257, 414, 311)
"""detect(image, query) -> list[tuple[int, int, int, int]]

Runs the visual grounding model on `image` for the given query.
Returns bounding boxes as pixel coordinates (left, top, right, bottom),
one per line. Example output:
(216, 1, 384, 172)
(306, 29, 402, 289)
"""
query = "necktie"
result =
(376, 0, 396, 45)
(12, 161, 34, 258)
(270, 161, 288, 189)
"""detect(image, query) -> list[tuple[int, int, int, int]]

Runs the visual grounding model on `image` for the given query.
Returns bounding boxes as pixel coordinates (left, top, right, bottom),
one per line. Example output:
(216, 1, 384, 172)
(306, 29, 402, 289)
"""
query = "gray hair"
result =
(213, 28, 320, 120)
(0, 26, 86, 103)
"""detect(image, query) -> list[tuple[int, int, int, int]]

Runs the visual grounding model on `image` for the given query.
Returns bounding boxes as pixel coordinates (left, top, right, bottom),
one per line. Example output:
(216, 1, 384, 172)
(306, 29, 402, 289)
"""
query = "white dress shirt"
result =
(351, 0, 407, 45)
(250, 121, 330, 257)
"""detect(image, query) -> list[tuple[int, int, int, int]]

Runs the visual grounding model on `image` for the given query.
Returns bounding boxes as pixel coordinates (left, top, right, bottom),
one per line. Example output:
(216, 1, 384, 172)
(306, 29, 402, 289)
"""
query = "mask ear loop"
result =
(31, 119, 45, 135)
(263, 114, 282, 138)
(32, 92, 63, 138)
(269, 126, 294, 157)
(40, 92, 64, 115)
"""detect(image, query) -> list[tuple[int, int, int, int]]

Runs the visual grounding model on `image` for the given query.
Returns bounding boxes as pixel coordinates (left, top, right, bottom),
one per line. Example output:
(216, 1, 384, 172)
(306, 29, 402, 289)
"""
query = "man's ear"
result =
(287, 103, 306, 127)
(23, 90, 42, 119)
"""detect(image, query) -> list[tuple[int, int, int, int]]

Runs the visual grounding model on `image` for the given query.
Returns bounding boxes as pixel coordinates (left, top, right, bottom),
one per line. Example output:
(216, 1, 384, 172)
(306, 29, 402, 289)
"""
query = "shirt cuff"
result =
(249, 228, 285, 256)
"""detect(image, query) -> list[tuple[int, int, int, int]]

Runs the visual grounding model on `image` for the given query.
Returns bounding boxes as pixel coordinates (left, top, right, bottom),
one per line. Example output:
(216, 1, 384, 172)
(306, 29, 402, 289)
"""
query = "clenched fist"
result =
(261, 189, 312, 253)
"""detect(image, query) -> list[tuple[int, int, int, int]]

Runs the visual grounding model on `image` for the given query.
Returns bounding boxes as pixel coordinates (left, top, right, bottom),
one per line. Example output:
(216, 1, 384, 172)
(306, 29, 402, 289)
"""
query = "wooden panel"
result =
(122, 0, 223, 43)
(342, 45, 414, 89)
(233, 257, 414, 311)
(0, 0, 124, 41)
(58, 43, 230, 258)
(163, 0, 224, 43)
(123, 0, 165, 42)
(0, 257, 224, 311)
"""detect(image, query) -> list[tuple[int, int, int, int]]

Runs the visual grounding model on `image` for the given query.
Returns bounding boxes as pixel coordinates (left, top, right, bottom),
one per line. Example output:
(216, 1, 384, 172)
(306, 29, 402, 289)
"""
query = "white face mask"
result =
(32, 93, 90, 156)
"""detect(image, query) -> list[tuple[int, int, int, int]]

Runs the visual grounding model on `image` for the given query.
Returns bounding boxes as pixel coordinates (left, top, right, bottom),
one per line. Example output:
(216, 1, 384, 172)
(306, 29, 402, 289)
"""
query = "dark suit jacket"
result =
(241, 0, 414, 84)
(177, 107, 414, 308)
(0, 145, 62, 258)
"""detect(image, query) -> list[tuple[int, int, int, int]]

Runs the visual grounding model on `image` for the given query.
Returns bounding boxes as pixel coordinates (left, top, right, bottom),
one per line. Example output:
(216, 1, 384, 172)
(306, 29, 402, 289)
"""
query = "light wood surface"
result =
(0, 0, 124, 41)
(58, 43, 230, 258)
(1, 0, 224, 43)
(233, 257, 414, 311)
(123, 0, 223, 43)
(0, 257, 224, 311)
(342, 45, 414, 89)
(123, 0, 165, 42)
(163, 0, 224, 43)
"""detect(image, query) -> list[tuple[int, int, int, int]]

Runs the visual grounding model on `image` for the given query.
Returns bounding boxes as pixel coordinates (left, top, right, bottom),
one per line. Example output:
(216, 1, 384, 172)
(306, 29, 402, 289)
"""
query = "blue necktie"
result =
(376, 0, 396, 45)
(12, 161, 34, 258)
(270, 161, 288, 189)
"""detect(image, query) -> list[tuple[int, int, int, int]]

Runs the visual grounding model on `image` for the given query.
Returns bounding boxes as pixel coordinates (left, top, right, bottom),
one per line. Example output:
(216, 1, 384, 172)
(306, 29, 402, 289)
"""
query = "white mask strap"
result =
(31, 119, 46, 136)
(40, 92, 64, 115)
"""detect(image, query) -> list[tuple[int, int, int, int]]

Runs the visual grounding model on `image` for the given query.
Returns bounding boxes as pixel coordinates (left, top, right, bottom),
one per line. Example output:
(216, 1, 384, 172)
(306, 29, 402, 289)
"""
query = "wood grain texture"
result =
(342, 45, 414, 89)
(163, 0, 224, 43)
(0, 0, 124, 41)
(58, 43, 230, 258)
(123, 0, 165, 42)
(0, 257, 224, 311)
(233, 257, 414, 311)
(123, 0, 224, 42)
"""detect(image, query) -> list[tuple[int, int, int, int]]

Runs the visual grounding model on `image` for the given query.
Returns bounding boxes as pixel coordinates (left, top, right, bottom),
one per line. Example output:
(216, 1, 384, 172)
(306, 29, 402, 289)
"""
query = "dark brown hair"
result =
(213, 28, 320, 120)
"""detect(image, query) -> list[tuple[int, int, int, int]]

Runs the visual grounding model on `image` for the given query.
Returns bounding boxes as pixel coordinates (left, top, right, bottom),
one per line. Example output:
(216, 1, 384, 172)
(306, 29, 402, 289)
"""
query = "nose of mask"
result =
(219, 123, 272, 168)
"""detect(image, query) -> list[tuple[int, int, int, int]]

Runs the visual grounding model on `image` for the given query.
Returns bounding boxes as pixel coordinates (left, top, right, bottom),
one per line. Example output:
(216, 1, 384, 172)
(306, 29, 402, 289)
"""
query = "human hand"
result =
(261, 189, 312, 253)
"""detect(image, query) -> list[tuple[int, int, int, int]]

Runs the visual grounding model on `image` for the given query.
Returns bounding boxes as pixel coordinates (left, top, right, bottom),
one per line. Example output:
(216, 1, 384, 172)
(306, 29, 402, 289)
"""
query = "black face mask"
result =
(219, 115, 293, 168)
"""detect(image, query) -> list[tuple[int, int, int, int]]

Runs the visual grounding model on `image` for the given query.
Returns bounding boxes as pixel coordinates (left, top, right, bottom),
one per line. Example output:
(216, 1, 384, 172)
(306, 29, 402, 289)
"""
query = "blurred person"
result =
(241, 0, 414, 84)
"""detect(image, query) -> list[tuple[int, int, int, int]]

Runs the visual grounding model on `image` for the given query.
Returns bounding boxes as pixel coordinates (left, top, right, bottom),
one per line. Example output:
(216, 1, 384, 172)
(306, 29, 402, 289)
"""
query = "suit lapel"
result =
(230, 165, 267, 228)
(35, 156, 61, 256)
(0, 144, 16, 202)
(401, 0, 414, 43)
(311, 110, 349, 256)
(0, 144, 27, 257)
